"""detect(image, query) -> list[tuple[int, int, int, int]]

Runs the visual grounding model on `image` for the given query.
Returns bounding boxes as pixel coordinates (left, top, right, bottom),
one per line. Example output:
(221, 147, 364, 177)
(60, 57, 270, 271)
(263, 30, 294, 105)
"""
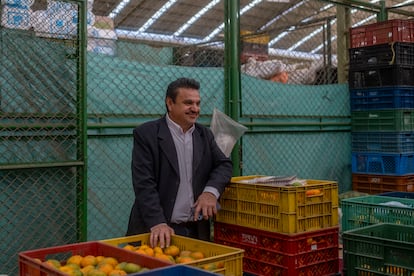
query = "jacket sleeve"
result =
(131, 126, 167, 229)
(203, 127, 233, 196)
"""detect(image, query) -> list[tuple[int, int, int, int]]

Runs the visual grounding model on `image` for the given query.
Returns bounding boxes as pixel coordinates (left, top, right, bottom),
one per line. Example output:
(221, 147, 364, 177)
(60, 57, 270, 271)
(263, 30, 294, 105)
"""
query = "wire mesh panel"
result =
(0, 0, 372, 274)
(0, 0, 84, 274)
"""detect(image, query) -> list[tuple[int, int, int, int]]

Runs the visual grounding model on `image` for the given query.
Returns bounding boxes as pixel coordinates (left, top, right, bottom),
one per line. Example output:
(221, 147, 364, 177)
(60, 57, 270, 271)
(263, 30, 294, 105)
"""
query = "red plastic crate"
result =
(352, 173, 414, 194)
(350, 19, 414, 48)
(19, 241, 172, 276)
(214, 222, 339, 276)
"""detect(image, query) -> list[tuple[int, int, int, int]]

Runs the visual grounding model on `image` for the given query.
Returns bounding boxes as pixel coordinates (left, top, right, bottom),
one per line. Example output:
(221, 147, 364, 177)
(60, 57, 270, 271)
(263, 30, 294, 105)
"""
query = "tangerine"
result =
(81, 255, 97, 267)
(97, 263, 114, 275)
(190, 251, 205, 260)
(123, 244, 135, 251)
(164, 245, 180, 257)
(66, 255, 83, 266)
(108, 269, 127, 276)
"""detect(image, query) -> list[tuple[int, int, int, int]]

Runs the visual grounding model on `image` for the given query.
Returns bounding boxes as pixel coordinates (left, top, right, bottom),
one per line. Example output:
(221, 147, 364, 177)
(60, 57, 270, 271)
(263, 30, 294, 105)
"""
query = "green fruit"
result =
(124, 263, 141, 273)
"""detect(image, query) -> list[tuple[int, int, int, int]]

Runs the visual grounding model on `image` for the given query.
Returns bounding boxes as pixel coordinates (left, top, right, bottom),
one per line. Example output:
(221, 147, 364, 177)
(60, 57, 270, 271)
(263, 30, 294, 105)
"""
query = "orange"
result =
(138, 244, 150, 250)
(202, 263, 217, 271)
(123, 244, 135, 251)
(108, 269, 127, 276)
(190, 251, 205, 260)
(217, 261, 225, 268)
(97, 263, 114, 275)
(81, 265, 95, 275)
(100, 257, 118, 267)
(179, 250, 192, 257)
(95, 255, 105, 264)
(164, 245, 180, 257)
(66, 255, 83, 266)
(44, 259, 61, 269)
(81, 255, 97, 267)
(85, 268, 106, 276)
(153, 246, 164, 255)
(176, 256, 194, 264)
(115, 262, 127, 271)
(144, 247, 154, 257)
(135, 248, 147, 255)
(155, 253, 175, 263)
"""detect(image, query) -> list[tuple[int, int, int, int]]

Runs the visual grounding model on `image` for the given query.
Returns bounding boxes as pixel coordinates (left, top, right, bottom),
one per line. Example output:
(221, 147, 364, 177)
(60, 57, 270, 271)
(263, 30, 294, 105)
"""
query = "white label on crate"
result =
(370, 177, 381, 183)
(241, 233, 258, 245)
(311, 244, 318, 250)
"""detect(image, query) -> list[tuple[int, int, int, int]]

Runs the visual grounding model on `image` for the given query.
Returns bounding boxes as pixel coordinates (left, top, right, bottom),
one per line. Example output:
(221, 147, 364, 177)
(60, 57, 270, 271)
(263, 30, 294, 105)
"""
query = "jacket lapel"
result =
(192, 126, 203, 174)
(158, 118, 179, 175)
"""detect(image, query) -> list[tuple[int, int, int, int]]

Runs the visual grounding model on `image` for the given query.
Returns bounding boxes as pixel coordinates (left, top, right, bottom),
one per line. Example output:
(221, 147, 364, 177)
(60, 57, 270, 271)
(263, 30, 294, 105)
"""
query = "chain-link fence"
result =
(0, 0, 87, 274)
(0, 0, 368, 275)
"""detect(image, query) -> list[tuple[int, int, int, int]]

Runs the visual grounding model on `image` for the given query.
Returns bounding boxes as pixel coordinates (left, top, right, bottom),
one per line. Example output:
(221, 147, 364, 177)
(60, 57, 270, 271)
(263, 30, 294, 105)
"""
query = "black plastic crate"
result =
(349, 42, 414, 69)
(349, 64, 414, 89)
(350, 86, 414, 110)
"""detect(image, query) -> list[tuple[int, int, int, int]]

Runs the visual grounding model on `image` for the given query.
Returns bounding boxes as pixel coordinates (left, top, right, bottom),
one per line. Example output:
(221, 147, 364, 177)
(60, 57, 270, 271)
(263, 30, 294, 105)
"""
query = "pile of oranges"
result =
(122, 244, 223, 271)
(123, 244, 204, 264)
(40, 255, 148, 276)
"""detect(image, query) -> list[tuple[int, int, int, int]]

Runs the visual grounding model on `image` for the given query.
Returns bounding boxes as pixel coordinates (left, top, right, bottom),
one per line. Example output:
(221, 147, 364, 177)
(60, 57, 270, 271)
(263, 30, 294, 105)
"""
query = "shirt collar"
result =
(166, 113, 195, 135)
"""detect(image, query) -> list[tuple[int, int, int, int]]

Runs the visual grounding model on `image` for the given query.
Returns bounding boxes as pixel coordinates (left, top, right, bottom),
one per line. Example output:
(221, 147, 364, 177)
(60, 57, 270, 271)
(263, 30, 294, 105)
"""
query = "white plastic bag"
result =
(210, 108, 248, 157)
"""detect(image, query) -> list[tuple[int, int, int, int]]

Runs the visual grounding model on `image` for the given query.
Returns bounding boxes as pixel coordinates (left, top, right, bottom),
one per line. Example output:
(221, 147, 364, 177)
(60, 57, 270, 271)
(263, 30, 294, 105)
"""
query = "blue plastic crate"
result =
(352, 152, 414, 175)
(351, 132, 414, 153)
(350, 86, 414, 110)
(131, 265, 218, 275)
(379, 191, 414, 199)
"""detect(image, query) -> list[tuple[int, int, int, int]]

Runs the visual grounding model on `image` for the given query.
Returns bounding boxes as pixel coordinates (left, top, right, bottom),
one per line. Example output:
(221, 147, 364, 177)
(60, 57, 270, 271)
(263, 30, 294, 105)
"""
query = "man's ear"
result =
(166, 97, 172, 111)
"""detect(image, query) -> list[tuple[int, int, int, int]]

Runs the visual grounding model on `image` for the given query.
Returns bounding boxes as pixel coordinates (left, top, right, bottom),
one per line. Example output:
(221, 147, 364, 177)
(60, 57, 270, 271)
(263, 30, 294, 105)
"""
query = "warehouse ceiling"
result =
(89, 0, 414, 58)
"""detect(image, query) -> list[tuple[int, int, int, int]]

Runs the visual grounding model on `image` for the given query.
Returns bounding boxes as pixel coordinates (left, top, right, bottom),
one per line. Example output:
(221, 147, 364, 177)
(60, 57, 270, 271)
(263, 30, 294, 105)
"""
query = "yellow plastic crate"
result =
(215, 175, 339, 234)
(101, 234, 244, 276)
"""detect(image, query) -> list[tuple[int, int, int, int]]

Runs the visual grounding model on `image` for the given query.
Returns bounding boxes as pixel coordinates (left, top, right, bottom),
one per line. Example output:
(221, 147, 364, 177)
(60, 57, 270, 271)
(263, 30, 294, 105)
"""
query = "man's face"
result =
(167, 87, 200, 132)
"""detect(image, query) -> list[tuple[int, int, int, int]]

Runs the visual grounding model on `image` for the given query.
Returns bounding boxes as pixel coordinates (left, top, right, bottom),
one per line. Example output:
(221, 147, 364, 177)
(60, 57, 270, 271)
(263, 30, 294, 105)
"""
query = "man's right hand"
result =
(150, 223, 175, 248)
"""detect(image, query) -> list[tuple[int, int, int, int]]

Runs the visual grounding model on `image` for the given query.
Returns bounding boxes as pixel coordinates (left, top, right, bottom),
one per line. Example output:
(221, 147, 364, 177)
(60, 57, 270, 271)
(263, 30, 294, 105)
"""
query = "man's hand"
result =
(193, 192, 218, 221)
(150, 223, 175, 248)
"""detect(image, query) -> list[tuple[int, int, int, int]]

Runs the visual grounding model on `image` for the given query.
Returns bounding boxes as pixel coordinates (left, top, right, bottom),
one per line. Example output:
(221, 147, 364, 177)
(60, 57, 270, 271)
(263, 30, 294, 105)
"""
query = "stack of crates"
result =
(214, 175, 340, 276)
(349, 19, 414, 194)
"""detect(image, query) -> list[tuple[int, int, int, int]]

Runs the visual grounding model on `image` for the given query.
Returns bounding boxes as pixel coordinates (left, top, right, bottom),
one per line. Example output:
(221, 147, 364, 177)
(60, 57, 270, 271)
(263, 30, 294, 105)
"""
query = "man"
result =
(126, 77, 233, 248)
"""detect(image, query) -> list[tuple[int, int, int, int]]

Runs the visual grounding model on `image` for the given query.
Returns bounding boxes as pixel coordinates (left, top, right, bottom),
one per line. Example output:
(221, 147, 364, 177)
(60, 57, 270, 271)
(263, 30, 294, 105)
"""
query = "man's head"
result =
(165, 78, 201, 132)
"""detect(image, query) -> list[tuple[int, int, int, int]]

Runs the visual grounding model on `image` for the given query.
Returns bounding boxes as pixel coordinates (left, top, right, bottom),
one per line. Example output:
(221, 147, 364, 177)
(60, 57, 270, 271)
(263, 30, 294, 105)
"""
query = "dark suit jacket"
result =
(126, 116, 233, 237)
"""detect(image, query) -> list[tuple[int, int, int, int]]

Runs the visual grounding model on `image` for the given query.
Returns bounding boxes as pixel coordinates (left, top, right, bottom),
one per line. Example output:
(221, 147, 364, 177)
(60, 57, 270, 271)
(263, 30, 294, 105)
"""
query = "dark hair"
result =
(165, 78, 200, 112)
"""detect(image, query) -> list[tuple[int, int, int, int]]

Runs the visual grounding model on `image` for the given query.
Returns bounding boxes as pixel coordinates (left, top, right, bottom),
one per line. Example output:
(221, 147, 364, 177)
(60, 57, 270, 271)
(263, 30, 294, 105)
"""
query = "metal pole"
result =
(77, 0, 88, 242)
(224, 0, 242, 176)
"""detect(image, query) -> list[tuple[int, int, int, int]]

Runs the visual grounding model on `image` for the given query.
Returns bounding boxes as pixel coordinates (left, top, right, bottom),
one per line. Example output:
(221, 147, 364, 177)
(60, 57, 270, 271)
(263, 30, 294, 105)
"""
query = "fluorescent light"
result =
(109, 0, 131, 18)
(139, 0, 178, 32)
(174, 0, 220, 36)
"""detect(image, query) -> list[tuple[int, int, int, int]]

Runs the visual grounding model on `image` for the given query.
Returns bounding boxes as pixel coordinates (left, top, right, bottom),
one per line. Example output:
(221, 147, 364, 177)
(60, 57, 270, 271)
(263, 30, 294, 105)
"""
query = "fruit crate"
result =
(350, 19, 414, 48)
(351, 152, 414, 175)
(215, 176, 339, 234)
(379, 191, 414, 198)
(131, 265, 218, 275)
(214, 222, 340, 276)
(349, 42, 414, 69)
(19, 241, 172, 276)
(348, 64, 414, 89)
(350, 87, 414, 111)
(340, 195, 414, 232)
(351, 109, 414, 132)
(351, 132, 414, 153)
(352, 173, 414, 194)
(343, 223, 414, 276)
(101, 234, 244, 276)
